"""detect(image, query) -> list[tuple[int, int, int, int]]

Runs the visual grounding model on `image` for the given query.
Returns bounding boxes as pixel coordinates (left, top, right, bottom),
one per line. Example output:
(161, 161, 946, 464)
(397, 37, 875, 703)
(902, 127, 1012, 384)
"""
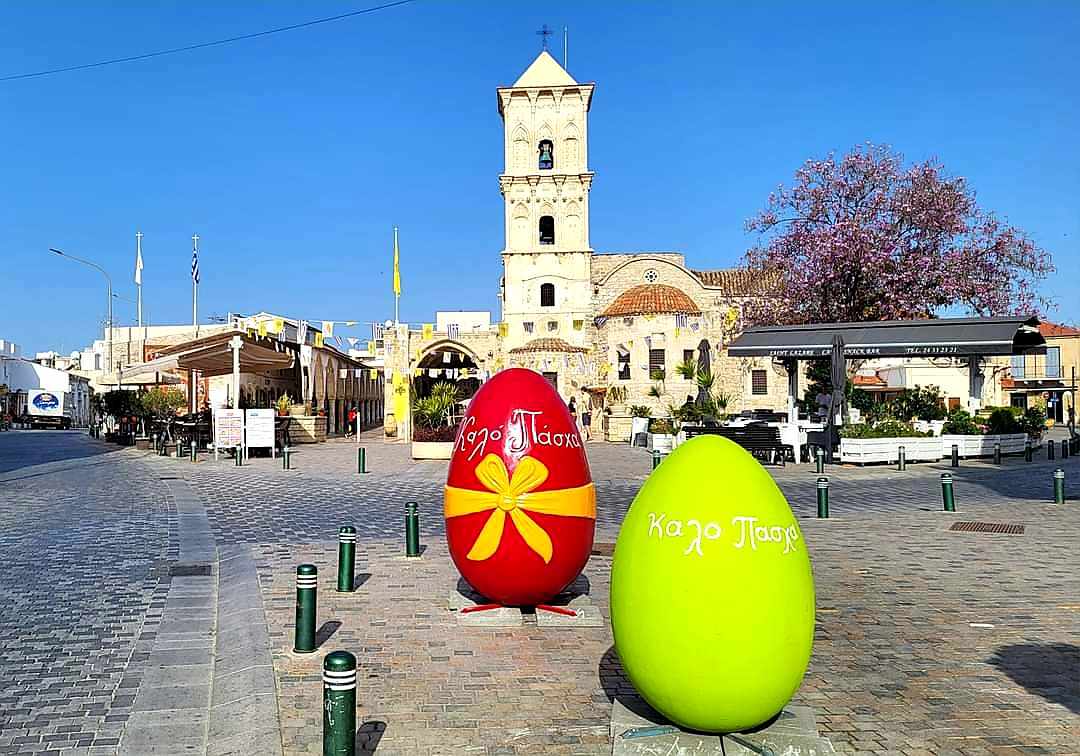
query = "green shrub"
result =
(942, 408, 982, 435)
(1020, 407, 1046, 440)
(885, 385, 946, 421)
(629, 405, 652, 418)
(986, 408, 1022, 435)
(649, 418, 676, 435)
(839, 421, 930, 439)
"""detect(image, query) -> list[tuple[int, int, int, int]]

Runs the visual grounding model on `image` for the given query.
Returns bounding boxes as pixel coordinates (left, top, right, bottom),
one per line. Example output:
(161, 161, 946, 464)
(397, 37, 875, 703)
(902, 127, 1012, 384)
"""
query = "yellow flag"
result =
(369, 369, 378, 380)
(322, 321, 334, 338)
(393, 227, 401, 297)
(422, 323, 433, 340)
(366, 341, 375, 353)
(498, 322, 509, 338)
(315, 333, 325, 349)
(257, 322, 267, 338)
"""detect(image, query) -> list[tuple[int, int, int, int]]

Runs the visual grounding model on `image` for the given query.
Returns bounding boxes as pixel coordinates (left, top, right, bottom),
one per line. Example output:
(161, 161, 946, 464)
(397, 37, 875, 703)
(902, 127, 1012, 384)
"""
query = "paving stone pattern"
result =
(0, 432, 173, 755)
(4, 429, 1080, 755)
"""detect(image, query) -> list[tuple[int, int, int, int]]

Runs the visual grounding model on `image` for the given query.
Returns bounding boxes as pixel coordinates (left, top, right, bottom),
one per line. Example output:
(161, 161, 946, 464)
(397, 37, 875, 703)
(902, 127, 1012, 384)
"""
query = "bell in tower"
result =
(538, 139, 554, 170)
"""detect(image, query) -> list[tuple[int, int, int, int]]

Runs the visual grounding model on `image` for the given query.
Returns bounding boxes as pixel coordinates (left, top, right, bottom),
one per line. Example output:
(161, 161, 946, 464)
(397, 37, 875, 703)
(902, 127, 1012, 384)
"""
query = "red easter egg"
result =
(445, 368, 595, 606)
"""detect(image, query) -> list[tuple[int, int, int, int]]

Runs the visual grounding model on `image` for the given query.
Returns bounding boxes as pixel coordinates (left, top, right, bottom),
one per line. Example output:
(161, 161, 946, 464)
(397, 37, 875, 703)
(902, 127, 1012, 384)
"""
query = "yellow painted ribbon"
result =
(444, 454, 596, 564)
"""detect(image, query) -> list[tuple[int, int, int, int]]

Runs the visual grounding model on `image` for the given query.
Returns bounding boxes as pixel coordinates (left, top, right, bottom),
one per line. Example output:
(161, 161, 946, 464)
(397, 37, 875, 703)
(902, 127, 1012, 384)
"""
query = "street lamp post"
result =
(113, 292, 148, 326)
(50, 248, 113, 376)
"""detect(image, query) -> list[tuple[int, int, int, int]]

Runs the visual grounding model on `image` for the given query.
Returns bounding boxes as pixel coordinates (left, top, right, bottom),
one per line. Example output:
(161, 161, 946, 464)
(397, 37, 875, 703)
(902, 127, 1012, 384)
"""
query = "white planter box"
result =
(647, 433, 675, 454)
(940, 433, 1027, 458)
(840, 436, 942, 464)
(411, 441, 454, 460)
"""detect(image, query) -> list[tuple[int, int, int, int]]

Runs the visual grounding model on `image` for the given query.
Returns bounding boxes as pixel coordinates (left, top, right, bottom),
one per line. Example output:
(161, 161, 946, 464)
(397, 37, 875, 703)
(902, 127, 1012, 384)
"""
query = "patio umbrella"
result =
(696, 339, 711, 406)
(826, 334, 846, 461)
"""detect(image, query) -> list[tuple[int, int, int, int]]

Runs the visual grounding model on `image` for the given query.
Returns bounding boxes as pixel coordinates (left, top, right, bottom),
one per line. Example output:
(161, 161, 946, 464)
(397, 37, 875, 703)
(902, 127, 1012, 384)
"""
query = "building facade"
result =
(383, 52, 789, 440)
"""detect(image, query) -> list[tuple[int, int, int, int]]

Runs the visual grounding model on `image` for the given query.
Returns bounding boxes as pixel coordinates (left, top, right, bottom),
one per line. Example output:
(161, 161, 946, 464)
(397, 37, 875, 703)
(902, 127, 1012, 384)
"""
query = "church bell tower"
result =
(497, 50, 595, 353)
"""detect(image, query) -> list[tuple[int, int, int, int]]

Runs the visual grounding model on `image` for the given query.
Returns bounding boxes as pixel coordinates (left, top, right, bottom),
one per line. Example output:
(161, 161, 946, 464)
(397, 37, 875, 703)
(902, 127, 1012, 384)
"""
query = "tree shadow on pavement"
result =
(988, 643, 1079, 713)
(356, 721, 386, 754)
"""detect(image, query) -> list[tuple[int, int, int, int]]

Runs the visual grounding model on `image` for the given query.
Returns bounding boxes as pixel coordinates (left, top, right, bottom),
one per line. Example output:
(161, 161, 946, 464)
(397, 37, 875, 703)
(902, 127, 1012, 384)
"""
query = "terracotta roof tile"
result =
(601, 284, 702, 318)
(509, 338, 589, 354)
(1039, 322, 1080, 337)
(690, 268, 761, 294)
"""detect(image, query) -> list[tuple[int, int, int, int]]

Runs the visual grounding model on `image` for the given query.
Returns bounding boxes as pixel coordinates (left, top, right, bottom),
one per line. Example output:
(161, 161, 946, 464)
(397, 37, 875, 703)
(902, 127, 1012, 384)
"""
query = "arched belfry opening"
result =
(539, 215, 555, 245)
(540, 282, 555, 307)
(538, 139, 554, 170)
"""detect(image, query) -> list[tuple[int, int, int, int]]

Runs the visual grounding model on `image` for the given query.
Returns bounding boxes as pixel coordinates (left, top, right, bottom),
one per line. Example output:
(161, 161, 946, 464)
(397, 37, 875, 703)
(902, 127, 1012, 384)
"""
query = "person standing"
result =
(568, 396, 578, 430)
(580, 395, 593, 441)
(346, 404, 357, 438)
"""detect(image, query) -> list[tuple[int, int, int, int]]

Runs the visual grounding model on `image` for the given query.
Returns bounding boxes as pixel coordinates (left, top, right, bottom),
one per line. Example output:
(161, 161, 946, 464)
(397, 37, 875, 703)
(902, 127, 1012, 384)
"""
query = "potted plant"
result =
(275, 394, 293, 417)
(647, 417, 676, 454)
(411, 381, 461, 460)
(839, 420, 940, 464)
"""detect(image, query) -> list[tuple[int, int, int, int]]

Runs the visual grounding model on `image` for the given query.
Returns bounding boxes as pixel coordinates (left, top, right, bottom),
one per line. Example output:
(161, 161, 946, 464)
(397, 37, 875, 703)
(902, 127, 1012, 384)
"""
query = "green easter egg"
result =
(610, 435, 815, 733)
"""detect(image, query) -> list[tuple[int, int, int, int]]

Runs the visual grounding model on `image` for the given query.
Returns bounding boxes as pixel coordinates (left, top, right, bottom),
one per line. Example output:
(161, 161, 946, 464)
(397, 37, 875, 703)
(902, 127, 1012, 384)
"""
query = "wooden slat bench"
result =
(682, 423, 794, 465)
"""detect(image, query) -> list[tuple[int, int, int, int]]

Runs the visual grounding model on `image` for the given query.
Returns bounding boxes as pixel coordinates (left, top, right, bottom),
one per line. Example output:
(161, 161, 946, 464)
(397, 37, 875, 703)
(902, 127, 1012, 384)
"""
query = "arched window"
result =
(539, 216, 555, 245)
(538, 139, 554, 170)
(540, 283, 555, 307)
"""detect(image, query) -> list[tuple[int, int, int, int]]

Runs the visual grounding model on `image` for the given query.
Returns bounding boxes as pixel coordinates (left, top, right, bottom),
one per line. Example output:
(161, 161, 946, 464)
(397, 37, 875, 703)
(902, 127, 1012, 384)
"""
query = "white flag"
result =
(134, 243, 143, 285)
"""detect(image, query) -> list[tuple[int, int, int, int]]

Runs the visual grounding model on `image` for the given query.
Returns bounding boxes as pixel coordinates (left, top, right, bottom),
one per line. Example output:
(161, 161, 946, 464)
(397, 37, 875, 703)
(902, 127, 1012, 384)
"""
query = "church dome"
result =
(509, 338, 589, 354)
(601, 284, 702, 318)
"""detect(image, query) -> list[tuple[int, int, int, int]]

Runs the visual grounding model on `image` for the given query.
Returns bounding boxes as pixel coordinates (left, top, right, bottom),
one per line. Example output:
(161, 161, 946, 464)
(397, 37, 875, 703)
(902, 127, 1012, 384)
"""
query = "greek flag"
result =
(447, 323, 460, 339)
(191, 246, 200, 284)
(675, 313, 688, 328)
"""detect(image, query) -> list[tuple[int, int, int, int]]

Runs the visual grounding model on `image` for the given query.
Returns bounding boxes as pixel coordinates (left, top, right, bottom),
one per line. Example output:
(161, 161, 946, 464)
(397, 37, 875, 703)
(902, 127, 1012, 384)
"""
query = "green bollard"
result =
(336, 526, 357, 592)
(1053, 468, 1065, 504)
(405, 502, 420, 557)
(951, 444, 959, 468)
(941, 472, 955, 512)
(815, 448, 824, 474)
(235, 445, 243, 466)
(1048, 440, 1055, 461)
(323, 651, 357, 756)
(816, 477, 829, 519)
(1024, 440, 1032, 462)
(190, 439, 197, 463)
(294, 564, 318, 653)
(993, 442, 1001, 465)
(283, 446, 291, 470)
(898, 445, 907, 471)
(357, 447, 367, 474)
(651, 450, 661, 470)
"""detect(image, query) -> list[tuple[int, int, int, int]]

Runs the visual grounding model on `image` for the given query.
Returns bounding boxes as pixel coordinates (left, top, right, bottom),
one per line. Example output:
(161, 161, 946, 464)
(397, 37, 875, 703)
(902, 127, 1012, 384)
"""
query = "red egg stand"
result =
(444, 369, 596, 615)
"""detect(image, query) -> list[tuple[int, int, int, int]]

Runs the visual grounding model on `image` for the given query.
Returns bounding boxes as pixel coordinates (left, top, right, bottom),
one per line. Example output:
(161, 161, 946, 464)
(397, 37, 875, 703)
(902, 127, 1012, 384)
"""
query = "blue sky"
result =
(2, 1, 1077, 355)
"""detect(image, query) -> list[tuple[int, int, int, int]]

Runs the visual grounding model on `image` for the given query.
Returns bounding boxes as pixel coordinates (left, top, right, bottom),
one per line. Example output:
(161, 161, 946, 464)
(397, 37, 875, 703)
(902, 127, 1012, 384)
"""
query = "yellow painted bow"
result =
(444, 454, 595, 564)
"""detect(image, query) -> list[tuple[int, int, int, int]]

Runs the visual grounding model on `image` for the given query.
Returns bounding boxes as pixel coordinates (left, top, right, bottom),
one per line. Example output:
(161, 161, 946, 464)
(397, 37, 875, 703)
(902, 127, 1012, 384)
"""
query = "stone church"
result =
(383, 50, 788, 440)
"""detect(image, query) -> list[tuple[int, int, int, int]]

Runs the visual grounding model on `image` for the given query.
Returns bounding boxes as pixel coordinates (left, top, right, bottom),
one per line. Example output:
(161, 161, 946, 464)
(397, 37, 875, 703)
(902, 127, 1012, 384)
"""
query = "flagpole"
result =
(135, 231, 143, 328)
(192, 233, 199, 338)
(393, 225, 400, 326)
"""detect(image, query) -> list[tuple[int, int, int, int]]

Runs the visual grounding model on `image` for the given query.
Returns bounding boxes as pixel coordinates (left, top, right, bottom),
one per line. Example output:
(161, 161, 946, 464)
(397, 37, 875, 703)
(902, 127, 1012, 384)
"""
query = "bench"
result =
(683, 423, 794, 465)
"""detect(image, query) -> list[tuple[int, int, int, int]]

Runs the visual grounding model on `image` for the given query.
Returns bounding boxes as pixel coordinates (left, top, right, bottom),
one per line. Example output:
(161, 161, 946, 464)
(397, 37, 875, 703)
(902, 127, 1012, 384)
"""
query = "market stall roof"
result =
(119, 331, 294, 380)
(727, 316, 1045, 359)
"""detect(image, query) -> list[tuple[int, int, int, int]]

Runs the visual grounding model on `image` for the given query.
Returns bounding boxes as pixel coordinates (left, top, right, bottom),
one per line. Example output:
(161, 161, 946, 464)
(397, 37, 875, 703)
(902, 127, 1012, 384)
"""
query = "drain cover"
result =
(949, 521, 1025, 535)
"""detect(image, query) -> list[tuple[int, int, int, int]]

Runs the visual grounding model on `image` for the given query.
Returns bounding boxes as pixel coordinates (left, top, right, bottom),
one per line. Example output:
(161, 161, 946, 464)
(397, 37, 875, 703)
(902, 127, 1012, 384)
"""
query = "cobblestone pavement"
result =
(0, 431, 174, 755)
(3, 429, 1079, 755)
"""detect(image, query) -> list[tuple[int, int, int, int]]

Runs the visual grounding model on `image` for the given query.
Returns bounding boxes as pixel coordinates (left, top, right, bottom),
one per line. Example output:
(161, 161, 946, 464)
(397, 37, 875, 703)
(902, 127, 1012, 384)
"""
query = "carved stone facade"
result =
(383, 52, 790, 441)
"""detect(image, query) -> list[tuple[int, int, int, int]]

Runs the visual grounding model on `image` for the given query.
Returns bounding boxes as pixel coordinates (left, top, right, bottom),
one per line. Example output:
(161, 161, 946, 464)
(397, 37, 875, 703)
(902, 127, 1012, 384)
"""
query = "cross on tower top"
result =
(535, 24, 553, 51)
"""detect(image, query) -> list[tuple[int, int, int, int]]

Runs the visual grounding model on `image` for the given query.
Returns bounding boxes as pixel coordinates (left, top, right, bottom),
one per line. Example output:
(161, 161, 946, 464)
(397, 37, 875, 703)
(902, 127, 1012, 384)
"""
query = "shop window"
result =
(539, 216, 555, 245)
(540, 283, 555, 307)
(649, 349, 665, 379)
(751, 369, 768, 395)
(538, 140, 554, 170)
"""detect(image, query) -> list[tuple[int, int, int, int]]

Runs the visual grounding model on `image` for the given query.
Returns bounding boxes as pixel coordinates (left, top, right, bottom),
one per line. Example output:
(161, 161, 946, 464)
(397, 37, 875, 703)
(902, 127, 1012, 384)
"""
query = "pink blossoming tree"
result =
(743, 144, 1054, 325)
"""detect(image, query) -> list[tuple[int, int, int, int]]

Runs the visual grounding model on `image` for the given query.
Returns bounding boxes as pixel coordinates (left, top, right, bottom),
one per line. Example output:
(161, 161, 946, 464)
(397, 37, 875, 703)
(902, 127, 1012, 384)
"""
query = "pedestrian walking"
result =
(568, 396, 578, 428)
(346, 405, 358, 438)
